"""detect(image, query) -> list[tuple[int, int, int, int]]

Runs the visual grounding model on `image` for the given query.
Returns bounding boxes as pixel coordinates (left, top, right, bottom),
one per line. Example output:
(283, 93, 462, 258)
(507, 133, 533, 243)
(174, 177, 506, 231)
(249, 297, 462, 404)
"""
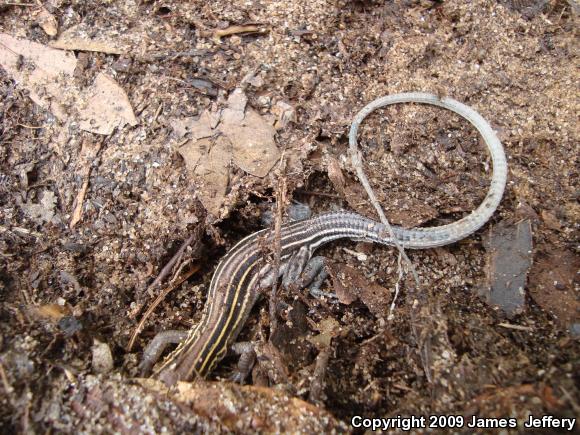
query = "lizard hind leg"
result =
(228, 341, 257, 384)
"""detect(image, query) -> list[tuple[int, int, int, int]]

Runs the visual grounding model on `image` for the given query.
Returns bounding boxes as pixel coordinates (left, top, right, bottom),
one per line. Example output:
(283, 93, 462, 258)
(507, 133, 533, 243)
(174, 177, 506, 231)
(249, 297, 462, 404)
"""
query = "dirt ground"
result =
(0, 0, 578, 433)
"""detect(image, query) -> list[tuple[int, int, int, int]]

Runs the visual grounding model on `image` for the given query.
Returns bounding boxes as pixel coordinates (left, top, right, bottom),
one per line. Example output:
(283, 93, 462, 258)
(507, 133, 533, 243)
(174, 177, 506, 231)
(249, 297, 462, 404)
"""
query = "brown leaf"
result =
(308, 317, 341, 347)
(0, 35, 136, 134)
(177, 136, 231, 216)
(271, 100, 296, 130)
(327, 263, 358, 305)
(226, 109, 279, 177)
(171, 88, 279, 216)
(329, 263, 392, 316)
(27, 303, 71, 322)
(170, 111, 216, 140)
(0, 33, 76, 120)
(78, 73, 137, 134)
(221, 89, 280, 177)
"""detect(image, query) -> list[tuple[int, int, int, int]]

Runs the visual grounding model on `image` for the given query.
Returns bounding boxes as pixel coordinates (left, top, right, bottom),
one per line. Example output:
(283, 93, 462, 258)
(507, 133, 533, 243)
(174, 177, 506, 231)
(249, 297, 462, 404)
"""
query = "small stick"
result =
(212, 25, 268, 40)
(0, 360, 14, 399)
(498, 322, 533, 332)
(69, 173, 90, 229)
(560, 387, 580, 414)
(309, 346, 331, 403)
(69, 135, 107, 229)
(387, 252, 404, 321)
(127, 263, 200, 351)
(129, 225, 203, 319)
(127, 222, 204, 349)
(268, 153, 287, 335)
(16, 123, 43, 129)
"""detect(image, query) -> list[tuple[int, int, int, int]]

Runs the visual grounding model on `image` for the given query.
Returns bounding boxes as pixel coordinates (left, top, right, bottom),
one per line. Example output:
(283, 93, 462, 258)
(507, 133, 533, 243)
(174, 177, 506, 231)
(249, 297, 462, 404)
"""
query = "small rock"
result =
(91, 339, 114, 374)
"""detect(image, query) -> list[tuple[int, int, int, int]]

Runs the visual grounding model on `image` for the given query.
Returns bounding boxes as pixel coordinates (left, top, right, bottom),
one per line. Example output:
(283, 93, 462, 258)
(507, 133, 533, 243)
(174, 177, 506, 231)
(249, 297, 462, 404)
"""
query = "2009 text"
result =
(350, 415, 576, 432)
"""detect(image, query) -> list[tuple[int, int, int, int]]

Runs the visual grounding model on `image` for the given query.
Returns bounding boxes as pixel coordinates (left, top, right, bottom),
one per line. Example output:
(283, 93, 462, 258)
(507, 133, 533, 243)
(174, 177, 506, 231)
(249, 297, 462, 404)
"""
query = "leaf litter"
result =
(171, 87, 280, 216)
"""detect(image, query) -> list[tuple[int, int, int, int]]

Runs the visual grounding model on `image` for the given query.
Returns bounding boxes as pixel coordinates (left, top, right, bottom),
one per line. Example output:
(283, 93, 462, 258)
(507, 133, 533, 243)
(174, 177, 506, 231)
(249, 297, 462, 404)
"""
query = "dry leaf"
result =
(330, 264, 392, 316)
(50, 24, 126, 54)
(27, 304, 71, 322)
(22, 190, 59, 224)
(308, 317, 341, 347)
(225, 108, 279, 177)
(178, 136, 231, 216)
(78, 73, 138, 134)
(171, 88, 279, 216)
(326, 155, 346, 197)
(540, 210, 562, 231)
(170, 111, 217, 140)
(221, 88, 247, 123)
(0, 33, 76, 120)
(0, 34, 137, 135)
(327, 263, 358, 305)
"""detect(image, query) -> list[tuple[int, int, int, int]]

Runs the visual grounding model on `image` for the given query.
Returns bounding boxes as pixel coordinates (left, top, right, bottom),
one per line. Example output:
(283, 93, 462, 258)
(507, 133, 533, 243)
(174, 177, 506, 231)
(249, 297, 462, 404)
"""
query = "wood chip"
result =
(484, 219, 533, 317)
(37, 7, 58, 36)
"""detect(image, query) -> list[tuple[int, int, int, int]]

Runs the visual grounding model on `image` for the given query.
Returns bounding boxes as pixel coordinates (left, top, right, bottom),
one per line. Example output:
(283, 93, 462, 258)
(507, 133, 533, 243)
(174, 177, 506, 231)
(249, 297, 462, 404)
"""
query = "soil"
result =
(0, 0, 578, 433)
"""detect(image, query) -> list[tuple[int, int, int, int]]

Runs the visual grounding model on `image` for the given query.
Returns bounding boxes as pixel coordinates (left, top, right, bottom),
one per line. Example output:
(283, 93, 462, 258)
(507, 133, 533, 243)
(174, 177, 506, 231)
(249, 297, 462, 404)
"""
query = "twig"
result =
(69, 172, 90, 229)
(560, 386, 580, 414)
(16, 123, 43, 129)
(0, 360, 14, 403)
(309, 346, 331, 403)
(349, 146, 420, 287)
(22, 387, 31, 434)
(0, 225, 41, 238)
(129, 225, 203, 319)
(150, 102, 163, 127)
(349, 97, 429, 381)
(127, 263, 200, 351)
(268, 153, 287, 336)
(127, 223, 205, 349)
(69, 135, 107, 229)
(208, 24, 269, 41)
(387, 252, 404, 321)
(498, 322, 533, 332)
